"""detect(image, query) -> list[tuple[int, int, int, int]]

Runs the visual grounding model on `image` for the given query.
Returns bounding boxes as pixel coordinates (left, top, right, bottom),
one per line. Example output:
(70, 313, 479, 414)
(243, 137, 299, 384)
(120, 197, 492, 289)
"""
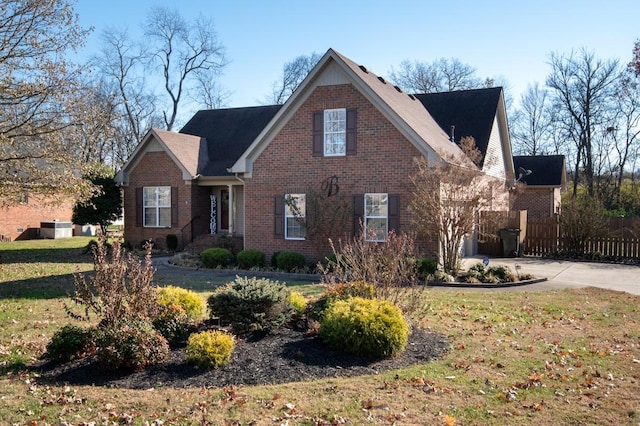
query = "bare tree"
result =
(94, 28, 158, 148)
(145, 7, 227, 130)
(511, 83, 556, 155)
(409, 154, 498, 276)
(266, 52, 321, 104)
(546, 49, 620, 197)
(629, 39, 640, 77)
(0, 0, 95, 203)
(389, 58, 485, 94)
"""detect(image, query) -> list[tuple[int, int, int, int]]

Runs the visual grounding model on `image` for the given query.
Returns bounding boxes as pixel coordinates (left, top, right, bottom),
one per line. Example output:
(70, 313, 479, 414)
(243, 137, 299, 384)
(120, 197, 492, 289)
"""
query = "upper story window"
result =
(284, 193, 306, 240)
(324, 108, 346, 156)
(143, 186, 171, 227)
(364, 193, 388, 242)
(313, 108, 357, 157)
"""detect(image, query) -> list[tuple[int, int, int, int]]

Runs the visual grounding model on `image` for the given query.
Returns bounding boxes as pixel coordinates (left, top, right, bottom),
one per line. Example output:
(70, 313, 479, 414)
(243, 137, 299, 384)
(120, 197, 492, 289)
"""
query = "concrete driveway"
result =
(462, 256, 640, 295)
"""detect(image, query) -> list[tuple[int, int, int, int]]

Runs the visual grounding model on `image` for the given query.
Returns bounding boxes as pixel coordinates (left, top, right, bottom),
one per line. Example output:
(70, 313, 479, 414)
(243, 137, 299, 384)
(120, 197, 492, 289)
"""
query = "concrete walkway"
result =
(461, 256, 640, 295)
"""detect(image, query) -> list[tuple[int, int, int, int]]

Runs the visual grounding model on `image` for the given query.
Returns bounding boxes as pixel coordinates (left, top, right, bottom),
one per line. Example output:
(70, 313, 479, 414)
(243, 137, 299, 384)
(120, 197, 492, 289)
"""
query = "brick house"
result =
(0, 194, 73, 241)
(512, 155, 566, 218)
(115, 48, 516, 261)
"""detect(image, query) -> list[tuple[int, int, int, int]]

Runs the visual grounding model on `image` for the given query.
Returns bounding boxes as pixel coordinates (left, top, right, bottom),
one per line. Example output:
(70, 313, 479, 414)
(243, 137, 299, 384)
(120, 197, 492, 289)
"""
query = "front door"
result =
(220, 189, 229, 231)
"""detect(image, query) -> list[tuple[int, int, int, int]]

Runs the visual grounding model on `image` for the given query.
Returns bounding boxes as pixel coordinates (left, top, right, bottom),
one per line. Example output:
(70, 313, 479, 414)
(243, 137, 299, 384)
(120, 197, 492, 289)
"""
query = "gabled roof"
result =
(230, 48, 474, 174)
(115, 129, 206, 183)
(513, 155, 566, 187)
(179, 105, 282, 176)
(414, 87, 503, 168)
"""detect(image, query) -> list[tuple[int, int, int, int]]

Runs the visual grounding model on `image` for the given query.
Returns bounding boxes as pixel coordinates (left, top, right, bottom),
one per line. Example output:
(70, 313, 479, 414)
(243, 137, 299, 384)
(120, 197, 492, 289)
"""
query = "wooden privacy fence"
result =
(478, 212, 640, 260)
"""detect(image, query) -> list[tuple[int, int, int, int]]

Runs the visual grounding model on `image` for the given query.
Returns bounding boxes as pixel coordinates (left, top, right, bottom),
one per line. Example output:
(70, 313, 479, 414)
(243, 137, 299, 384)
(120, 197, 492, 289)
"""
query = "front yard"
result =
(0, 238, 638, 425)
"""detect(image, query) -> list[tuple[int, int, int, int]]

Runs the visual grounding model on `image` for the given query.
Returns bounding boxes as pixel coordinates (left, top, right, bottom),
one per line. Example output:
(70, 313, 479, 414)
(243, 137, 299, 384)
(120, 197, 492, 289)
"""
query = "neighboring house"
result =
(512, 155, 566, 218)
(116, 48, 516, 261)
(0, 194, 73, 241)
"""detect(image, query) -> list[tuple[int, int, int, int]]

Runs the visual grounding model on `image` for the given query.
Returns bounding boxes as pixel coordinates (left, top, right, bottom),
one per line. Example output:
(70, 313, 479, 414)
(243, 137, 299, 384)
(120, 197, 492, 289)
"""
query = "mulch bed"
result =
(34, 326, 448, 390)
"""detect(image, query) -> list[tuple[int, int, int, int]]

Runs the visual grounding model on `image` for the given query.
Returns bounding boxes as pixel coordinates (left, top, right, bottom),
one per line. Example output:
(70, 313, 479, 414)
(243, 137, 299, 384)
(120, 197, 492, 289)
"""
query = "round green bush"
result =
(416, 257, 438, 277)
(320, 297, 409, 358)
(157, 285, 206, 321)
(274, 250, 306, 272)
(165, 234, 178, 251)
(236, 249, 266, 269)
(45, 325, 95, 363)
(201, 247, 235, 268)
(152, 304, 191, 347)
(186, 330, 235, 369)
(207, 276, 290, 333)
(94, 319, 169, 371)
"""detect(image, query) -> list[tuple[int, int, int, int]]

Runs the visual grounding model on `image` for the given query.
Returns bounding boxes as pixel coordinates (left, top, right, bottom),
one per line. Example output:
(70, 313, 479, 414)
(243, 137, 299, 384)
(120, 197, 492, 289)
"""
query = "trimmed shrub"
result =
(288, 291, 307, 316)
(274, 250, 306, 272)
(320, 297, 409, 358)
(94, 319, 169, 371)
(186, 330, 235, 369)
(308, 280, 376, 321)
(166, 234, 178, 251)
(201, 247, 235, 268)
(152, 304, 191, 347)
(45, 325, 95, 363)
(416, 257, 437, 277)
(157, 285, 205, 322)
(236, 249, 266, 269)
(207, 276, 290, 333)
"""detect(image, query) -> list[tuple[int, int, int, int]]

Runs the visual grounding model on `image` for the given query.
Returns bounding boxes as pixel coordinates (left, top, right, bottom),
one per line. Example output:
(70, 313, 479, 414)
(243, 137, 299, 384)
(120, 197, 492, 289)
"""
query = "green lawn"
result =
(0, 237, 638, 425)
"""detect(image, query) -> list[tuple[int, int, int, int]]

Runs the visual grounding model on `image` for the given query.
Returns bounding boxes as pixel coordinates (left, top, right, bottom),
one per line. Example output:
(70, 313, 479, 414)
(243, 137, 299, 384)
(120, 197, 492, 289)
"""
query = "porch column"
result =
(228, 184, 234, 235)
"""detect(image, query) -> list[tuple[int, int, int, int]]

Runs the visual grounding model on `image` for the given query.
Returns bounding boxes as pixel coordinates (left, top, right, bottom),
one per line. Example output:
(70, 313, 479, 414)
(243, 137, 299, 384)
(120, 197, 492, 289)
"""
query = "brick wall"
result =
(124, 150, 207, 249)
(244, 83, 439, 263)
(0, 196, 73, 241)
(512, 187, 557, 218)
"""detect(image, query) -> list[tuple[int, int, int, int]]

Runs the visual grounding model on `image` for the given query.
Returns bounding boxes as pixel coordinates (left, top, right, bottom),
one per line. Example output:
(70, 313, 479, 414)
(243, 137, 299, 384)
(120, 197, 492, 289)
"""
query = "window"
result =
(143, 186, 171, 227)
(284, 193, 306, 240)
(324, 108, 346, 156)
(364, 193, 388, 242)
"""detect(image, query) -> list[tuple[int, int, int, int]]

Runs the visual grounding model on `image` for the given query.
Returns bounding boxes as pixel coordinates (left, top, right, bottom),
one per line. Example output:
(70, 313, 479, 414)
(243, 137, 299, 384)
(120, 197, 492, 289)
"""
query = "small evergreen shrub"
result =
(416, 257, 438, 277)
(186, 330, 235, 369)
(288, 291, 307, 315)
(274, 250, 306, 272)
(166, 234, 178, 251)
(201, 247, 235, 268)
(157, 285, 205, 322)
(45, 325, 95, 363)
(207, 276, 290, 333)
(308, 280, 376, 321)
(486, 265, 511, 281)
(152, 304, 191, 347)
(236, 249, 266, 269)
(94, 319, 169, 371)
(320, 297, 409, 358)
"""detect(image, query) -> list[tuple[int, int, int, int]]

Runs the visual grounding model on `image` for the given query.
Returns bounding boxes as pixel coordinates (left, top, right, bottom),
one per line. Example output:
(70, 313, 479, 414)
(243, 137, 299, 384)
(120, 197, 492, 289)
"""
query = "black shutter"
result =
(135, 187, 143, 226)
(353, 194, 364, 236)
(171, 187, 178, 227)
(388, 194, 400, 233)
(312, 111, 323, 156)
(346, 108, 357, 155)
(274, 195, 284, 237)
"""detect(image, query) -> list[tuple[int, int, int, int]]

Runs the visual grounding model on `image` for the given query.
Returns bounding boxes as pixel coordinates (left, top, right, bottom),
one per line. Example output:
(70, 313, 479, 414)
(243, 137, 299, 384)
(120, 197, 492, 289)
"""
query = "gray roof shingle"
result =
(513, 155, 565, 186)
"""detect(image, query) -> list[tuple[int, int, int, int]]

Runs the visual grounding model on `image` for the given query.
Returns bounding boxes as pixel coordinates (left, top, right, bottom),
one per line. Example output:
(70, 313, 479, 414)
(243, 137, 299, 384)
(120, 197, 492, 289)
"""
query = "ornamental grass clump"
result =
(207, 276, 290, 333)
(320, 297, 409, 358)
(186, 330, 235, 369)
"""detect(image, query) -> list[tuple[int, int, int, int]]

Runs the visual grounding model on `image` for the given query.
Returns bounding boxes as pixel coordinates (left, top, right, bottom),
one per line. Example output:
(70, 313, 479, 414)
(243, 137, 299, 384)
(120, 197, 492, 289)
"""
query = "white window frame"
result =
(143, 186, 171, 228)
(324, 108, 346, 156)
(284, 193, 306, 240)
(364, 193, 388, 242)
